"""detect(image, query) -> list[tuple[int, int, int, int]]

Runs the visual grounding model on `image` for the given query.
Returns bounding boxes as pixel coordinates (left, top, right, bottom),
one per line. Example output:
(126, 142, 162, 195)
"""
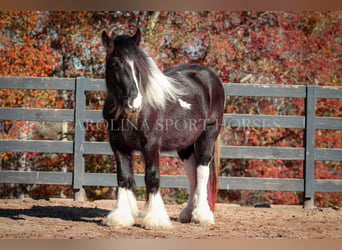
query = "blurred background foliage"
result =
(0, 11, 341, 207)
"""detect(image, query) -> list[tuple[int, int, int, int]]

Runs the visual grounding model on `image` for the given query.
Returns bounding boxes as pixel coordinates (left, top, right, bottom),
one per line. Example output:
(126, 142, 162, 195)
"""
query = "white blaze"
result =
(127, 59, 143, 109)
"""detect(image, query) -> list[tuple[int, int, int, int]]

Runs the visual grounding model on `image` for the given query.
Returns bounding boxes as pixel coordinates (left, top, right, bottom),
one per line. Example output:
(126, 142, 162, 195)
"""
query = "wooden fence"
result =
(0, 76, 341, 208)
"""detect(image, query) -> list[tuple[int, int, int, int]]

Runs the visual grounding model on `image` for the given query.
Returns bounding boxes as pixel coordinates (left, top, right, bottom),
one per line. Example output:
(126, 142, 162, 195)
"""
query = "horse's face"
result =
(102, 29, 143, 113)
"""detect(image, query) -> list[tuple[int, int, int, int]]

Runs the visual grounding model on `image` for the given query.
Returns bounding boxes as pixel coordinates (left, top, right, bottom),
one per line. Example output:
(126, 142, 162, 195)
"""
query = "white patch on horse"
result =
(178, 99, 192, 109)
(103, 187, 138, 228)
(191, 164, 215, 225)
(126, 59, 143, 110)
(142, 190, 172, 229)
(127, 188, 139, 217)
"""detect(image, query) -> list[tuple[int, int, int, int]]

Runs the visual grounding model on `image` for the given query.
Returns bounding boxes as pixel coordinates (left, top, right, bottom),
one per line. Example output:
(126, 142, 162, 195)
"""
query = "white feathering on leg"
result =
(103, 187, 137, 228)
(127, 189, 139, 218)
(142, 190, 172, 229)
(191, 165, 215, 225)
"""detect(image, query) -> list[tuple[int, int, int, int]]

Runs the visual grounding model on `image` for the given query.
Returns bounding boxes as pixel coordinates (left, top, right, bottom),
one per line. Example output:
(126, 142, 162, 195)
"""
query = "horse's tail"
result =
(207, 133, 221, 212)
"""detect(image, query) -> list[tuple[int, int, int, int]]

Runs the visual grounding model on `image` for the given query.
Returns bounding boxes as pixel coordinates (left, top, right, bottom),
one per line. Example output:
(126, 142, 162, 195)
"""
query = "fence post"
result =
(304, 85, 316, 208)
(73, 77, 87, 201)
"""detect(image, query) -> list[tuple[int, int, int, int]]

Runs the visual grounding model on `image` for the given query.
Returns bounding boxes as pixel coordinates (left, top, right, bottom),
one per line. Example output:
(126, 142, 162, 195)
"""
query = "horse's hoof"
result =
(142, 213, 173, 230)
(103, 209, 135, 228)
(179, 206, 192, 223)
(191, 207, 215, 225)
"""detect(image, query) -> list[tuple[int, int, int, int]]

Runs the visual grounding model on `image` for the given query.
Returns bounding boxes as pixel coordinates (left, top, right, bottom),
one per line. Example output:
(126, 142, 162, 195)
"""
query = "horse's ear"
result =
(132, 28, 141, 46)
(101, 31, 114, 54)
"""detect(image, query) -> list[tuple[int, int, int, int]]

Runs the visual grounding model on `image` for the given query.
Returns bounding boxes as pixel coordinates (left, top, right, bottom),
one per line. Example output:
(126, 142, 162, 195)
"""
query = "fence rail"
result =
(1, 76, 342, 207)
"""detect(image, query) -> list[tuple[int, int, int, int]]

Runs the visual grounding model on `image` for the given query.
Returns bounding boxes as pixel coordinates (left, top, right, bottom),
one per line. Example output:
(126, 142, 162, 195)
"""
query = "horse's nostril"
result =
(126, 106, 139, 114)
(126, 101, 139, 113)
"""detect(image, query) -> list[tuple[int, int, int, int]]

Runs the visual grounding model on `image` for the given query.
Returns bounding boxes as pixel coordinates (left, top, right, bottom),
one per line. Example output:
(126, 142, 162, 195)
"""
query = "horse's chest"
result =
(109, 124, 144, 152)
(116, 129, 141, 143)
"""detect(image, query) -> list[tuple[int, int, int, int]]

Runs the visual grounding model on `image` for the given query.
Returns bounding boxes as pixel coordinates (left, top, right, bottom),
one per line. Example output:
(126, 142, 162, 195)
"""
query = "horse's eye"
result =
(111, 57, 121, 69)
(112, 61, 118, 68)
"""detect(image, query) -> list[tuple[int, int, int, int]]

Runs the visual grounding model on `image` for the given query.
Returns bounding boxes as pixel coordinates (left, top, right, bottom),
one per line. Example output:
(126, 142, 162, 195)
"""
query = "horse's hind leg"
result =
(178, 145, 197, 223)
(192, 123, 220, 225)
(103, 150, 138, 228)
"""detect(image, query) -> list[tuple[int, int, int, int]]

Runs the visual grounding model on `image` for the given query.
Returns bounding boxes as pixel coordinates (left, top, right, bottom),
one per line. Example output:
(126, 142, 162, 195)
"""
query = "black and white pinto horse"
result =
(101, 29, 225, 229)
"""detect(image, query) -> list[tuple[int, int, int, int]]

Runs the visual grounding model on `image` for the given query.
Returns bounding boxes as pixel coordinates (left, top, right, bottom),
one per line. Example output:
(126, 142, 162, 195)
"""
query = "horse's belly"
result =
(160, 120, 205, 151)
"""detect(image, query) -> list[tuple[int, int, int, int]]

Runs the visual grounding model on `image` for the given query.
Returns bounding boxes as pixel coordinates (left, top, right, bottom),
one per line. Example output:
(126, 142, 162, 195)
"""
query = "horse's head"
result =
(102, 29, 143, 113)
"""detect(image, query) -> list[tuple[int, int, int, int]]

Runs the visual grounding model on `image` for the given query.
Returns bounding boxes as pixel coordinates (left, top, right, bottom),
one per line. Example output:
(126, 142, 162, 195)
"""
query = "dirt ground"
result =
(0, 198, 341, 239)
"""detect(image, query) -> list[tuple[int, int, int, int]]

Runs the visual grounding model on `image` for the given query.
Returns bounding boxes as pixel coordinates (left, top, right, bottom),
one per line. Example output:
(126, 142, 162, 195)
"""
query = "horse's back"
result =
(164, 64, 225, 120)
(158, 64, 225, 152)
(164, 64, 222, 87)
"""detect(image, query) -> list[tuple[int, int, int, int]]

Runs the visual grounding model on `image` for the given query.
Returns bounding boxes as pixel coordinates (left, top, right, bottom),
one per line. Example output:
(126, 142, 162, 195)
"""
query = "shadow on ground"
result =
(0, 205, 110, 225)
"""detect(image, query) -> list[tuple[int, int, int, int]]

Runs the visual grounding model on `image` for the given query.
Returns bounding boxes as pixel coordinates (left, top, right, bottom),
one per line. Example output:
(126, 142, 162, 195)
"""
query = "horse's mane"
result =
(128, 48, 184, 110)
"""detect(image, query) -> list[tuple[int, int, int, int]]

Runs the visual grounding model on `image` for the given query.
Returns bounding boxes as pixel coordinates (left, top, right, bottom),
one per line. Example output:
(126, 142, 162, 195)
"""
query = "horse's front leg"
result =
(103, 150, 138, 228)
(142, 145, 172, 229)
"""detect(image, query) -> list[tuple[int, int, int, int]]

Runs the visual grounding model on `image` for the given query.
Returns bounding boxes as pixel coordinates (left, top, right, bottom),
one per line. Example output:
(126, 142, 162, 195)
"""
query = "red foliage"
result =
(0, 11, 60, 77)
(0, 11, 341, 206)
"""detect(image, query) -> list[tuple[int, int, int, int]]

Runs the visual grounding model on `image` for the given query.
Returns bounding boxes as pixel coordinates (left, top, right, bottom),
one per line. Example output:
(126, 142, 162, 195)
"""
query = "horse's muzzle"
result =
(126, 95, 143, 113)
(125, 105, 141, 114)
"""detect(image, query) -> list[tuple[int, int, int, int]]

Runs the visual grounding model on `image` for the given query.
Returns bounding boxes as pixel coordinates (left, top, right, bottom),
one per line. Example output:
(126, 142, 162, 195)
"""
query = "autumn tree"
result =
(1, 11, 341, 206)
(134, 11, 341, 206)
(0, 11, 63, 198)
